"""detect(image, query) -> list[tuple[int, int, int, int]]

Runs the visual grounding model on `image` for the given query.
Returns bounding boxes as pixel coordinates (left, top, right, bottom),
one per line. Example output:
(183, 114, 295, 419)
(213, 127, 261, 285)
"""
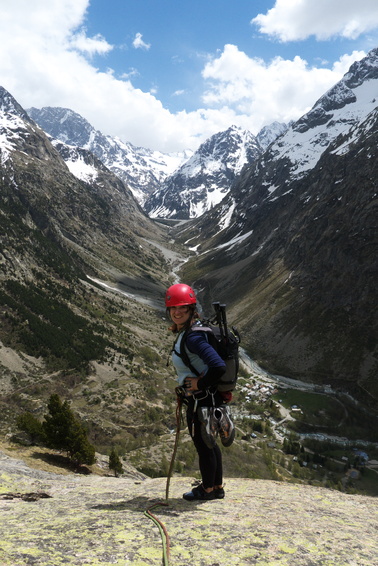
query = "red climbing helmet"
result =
(165, 283, 197, 307)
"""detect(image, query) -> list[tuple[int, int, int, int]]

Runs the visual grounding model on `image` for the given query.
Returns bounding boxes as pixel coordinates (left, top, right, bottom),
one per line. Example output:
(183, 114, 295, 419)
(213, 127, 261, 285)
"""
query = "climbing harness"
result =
(143, 389, 185, 565)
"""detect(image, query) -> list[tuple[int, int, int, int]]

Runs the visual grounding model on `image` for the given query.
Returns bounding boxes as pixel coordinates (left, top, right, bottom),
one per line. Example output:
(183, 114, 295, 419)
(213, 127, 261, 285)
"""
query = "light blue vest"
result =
(172, 331, 208, 385)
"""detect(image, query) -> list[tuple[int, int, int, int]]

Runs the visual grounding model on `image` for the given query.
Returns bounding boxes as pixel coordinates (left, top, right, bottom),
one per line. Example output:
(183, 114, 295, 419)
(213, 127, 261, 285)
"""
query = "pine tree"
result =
(109, 448, 124, 477)
(42, 394, 95, 466)
(66, 420, 96, 466)
(42, 394, 75, 452)
(16, 412, 45, 444)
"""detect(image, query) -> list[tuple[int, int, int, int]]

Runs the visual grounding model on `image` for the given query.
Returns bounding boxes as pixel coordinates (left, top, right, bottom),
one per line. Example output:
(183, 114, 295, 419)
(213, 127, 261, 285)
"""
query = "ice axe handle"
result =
(212, 302, 220, 312)
(220, 304, 228, 337)
(212, 302, 224, 337)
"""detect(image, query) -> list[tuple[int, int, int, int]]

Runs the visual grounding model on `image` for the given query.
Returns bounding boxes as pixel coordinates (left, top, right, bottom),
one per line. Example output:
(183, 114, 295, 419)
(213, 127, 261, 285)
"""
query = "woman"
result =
(165, 283, 233, 501)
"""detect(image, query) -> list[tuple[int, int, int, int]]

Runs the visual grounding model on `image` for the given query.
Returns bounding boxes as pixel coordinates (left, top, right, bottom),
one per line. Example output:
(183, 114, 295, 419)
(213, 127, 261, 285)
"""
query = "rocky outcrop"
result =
(0, 450, 377, 566)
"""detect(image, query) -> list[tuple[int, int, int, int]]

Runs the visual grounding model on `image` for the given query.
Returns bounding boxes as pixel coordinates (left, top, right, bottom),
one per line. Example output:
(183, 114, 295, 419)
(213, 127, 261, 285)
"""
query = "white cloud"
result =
(332, 51, 367, 74)
(252, 0, 378, 41)
(201, 44, 366, 132)
(69, 30, 113, 56)
(0, 1, 231, 151)
(132, 33, 151, 51)
(120, 68, 140, 80)
(0, 0, 370, 153)
(0, 2, 179, 150)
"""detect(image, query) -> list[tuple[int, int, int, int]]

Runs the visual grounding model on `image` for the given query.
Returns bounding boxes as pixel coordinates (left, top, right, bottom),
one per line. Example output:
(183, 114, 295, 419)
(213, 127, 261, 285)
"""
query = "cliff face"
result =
(1, 449, 377, 566)
(233, 112, 378, 402)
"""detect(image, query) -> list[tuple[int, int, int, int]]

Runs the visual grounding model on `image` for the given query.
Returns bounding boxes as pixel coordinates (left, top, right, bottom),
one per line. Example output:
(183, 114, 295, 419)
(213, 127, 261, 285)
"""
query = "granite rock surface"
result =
(1, 450, 377, 566)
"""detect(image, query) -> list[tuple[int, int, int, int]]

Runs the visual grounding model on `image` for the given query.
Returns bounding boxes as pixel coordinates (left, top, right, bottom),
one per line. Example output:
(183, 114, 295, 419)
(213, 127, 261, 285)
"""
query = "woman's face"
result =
(169, 305, 191, 329)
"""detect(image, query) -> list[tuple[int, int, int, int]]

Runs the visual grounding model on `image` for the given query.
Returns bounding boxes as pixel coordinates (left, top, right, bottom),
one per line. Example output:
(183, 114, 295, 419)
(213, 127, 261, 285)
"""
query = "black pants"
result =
(186, 403, 223, 489)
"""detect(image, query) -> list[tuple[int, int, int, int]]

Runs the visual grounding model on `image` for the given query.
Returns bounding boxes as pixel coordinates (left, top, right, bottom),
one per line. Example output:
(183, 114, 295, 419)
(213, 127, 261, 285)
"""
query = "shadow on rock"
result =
(31, 451, 92, 474)
(91, 495, 210, 514)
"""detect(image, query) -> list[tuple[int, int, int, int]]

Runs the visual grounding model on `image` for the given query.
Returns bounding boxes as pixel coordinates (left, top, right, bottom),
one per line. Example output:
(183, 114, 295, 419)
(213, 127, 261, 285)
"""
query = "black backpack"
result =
(180, 302, 241, 392)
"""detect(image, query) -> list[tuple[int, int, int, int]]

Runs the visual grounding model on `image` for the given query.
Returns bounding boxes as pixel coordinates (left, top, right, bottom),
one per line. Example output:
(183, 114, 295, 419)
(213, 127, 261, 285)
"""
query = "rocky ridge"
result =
(0, 85, 172, 287)
(27, 106, 287, 219)
(27, 106, 188, 205)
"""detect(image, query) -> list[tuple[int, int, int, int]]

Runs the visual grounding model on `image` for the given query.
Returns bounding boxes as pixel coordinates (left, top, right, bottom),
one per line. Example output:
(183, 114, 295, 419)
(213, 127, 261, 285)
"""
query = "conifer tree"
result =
(43, 394, 75, 452)
(42, 394, 95, 466)
(16, 412, 45, 444)
(109, 447, 124, 477)
(66, 419, 96, 466)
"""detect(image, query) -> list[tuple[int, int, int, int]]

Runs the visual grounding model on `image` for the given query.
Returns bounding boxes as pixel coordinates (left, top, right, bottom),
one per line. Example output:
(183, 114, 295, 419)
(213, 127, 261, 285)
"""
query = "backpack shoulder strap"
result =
(178, 328, 201, 376)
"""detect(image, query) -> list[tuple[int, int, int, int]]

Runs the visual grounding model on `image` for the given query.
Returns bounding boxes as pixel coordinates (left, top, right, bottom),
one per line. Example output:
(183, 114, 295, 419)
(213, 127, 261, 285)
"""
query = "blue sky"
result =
(1, 1, 377, 152)
(84, 0, 374, 114)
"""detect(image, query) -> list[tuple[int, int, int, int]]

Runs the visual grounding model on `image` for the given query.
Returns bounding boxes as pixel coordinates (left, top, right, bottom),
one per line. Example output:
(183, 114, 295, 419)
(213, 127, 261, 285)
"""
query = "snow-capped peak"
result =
(267, 47, 378, 181)
(144, 125, 262, 219)
(27, 106, 189, 205)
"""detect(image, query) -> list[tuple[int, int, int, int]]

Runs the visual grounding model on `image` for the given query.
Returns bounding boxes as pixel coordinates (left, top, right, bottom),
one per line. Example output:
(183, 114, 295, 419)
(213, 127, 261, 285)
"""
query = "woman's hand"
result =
(184, 377, 200, 392)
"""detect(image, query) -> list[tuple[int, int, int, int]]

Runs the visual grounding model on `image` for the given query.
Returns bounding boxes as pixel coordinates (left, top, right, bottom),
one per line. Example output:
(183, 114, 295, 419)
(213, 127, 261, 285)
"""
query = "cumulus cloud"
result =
(69, 30, 113, 56)
(0, 0, 370, 152)
(201, 45, 366, 130)
(0, 0, 233, 151)
(252, 0, 378, 41)
(132, 33, 151, 50)
(0, 1, 180, 150)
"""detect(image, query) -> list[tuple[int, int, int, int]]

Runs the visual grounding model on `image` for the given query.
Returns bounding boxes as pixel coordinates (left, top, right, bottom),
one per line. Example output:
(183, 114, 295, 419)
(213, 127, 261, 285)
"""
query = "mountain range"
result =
(0, 82, 181, 462)
(27, 105, 189, 206)
(27, 106, 287, 219)
(1, 88, 170, 287)
(0, 45, 377, 436)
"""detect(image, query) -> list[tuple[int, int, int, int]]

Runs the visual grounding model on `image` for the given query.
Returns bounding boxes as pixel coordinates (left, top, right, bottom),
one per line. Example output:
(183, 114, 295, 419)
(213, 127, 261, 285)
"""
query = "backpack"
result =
(180, 302, 241, 392)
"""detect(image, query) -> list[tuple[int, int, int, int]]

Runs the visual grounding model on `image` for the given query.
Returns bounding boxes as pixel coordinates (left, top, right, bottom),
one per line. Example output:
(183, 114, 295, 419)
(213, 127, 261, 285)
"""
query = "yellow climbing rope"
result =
(144, 393, 184, 565)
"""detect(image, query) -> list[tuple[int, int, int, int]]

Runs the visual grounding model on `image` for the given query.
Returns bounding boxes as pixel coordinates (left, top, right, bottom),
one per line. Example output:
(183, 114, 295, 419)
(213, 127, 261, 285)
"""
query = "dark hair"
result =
(167, 304, 199, 333)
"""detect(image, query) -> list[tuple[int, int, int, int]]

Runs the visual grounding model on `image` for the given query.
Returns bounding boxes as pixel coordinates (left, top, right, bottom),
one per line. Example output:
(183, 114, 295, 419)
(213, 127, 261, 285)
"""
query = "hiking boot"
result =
(214, 486, 225, 499)
(217, 406, 235, 447)
(183, 484, 215, 501)
(198, 407, 218, 449)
